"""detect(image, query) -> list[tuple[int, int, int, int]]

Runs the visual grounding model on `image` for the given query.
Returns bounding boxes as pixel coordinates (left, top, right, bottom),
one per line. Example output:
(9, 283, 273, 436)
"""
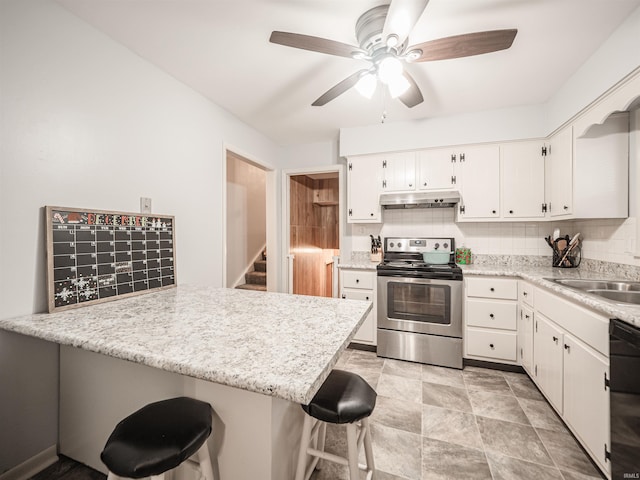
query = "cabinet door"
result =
(546, 126, 573, 217)
(501, 141, 546, 218)
(563, 335, 610, 474)
(347, 156, 382, 223)
(518, 305, 534, 375)
(416, 149, 456, 190)
(458, 145, 500, 219)
(533, 314, 564, 413)
(341, 289, 375, 344)
(382, 152, 416, 192)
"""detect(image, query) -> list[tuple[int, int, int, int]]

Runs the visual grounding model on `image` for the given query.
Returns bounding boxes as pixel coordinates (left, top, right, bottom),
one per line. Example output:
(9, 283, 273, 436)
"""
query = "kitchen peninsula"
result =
(0, 285, 372, 480)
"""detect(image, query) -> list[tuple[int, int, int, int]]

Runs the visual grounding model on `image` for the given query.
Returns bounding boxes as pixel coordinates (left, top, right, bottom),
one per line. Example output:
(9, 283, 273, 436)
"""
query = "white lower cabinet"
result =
(518, 303, 534, 375)
(532, 287, 611, 477)
(339, 268, 376, 345)
(563, 334, 610, 473)
(464, 277, 518, 363)
(533, 313, 564, 413)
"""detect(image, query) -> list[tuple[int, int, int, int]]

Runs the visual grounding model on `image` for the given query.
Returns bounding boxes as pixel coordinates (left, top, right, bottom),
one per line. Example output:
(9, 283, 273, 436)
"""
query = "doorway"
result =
(285, 168, 342, 297)
(225, 150, 267, 290)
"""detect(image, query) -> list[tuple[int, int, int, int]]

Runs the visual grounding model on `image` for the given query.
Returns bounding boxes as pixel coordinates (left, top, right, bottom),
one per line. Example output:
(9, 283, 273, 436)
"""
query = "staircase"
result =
(235, 252, 267, 292)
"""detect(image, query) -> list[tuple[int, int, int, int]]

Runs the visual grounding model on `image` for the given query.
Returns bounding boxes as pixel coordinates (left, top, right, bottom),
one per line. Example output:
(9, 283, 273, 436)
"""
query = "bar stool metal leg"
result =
(346, 423, 360, 480)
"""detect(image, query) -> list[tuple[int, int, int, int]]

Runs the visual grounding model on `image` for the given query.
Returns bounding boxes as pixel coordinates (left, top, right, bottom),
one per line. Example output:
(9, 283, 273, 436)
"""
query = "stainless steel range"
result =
(377, 237, 463, 369)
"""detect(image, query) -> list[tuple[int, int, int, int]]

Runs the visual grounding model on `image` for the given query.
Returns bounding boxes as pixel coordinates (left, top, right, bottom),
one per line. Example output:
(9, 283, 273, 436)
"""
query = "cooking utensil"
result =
(558, 233, 580, 267)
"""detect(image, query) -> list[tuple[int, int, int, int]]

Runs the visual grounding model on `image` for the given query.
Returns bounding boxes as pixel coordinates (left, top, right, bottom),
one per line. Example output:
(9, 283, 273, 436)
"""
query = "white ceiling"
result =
(56, 0, 640, 146)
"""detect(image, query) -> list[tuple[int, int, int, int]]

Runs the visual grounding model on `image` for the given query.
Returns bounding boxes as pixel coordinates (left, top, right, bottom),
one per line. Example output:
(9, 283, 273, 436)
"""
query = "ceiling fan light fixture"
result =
(385, 33, 400, 48)
(388, 74, 410, 98)
(378, 56, 403, 85)
(355, 73, 377, 99)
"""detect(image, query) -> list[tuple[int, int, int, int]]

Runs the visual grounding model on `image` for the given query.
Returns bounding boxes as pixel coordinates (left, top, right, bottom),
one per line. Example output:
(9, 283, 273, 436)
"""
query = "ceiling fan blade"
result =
(409, 29, 517, 62)
(270, 31, 364, 59)
(312, 70, 368, 106)
(382, 0, 430, 48)
(398, 71, 424, 108)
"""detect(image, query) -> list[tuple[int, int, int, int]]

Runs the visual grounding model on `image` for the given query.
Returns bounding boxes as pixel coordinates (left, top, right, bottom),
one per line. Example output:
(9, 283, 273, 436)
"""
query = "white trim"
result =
(0, 445, 58, 480)
(281, 165, 344, 297)
(222, 144, 274, 290)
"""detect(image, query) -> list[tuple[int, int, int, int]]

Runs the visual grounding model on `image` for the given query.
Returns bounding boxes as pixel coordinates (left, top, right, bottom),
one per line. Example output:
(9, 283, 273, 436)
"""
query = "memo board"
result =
(46, 206, 177, 312)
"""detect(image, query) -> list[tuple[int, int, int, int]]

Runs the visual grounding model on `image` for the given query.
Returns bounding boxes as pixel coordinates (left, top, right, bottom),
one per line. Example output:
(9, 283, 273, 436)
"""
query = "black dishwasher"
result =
(610, 319, 640, 478)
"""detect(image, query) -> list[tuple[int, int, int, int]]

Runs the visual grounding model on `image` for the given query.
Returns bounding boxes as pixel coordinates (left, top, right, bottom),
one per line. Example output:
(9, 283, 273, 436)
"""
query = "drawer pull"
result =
(490, 287, 495, 292)
(564, 344, 570, 352)
(356, 279, 360, 283)
(341, 294, 345, 299)
(489, 343, 495, 349)
(365, 296, 370, 301)
(489, 313, 494, 318)
(523, 292, 528, 296)
(525, 314, 530, 319)
(552, 336, 559, 343)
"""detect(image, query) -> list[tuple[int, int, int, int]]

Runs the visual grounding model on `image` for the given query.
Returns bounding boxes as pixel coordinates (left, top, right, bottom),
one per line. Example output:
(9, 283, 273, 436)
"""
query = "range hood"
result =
(379, 190, 461, 209)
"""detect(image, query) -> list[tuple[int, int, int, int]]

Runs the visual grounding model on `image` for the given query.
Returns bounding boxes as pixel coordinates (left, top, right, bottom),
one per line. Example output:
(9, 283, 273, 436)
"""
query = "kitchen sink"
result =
(585, 290, 640, 305)
(544, 278, 640, 305)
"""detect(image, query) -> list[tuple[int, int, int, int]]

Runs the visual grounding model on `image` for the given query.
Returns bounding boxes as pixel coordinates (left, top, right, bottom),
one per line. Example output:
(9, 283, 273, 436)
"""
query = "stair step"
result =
(245, 271, 266, 285)
(235, 283, 267, 292)
(254, 260, 267, 272)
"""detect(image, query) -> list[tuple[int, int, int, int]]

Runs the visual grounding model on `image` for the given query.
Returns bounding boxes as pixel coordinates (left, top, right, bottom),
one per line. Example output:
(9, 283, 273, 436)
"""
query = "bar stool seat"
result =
(101, 396, 215, 480)
(296, 369, 377, 480)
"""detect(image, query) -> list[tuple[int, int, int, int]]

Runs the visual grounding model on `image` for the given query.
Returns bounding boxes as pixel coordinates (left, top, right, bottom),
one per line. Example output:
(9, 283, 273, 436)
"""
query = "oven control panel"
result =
(384, 237, 454, 253)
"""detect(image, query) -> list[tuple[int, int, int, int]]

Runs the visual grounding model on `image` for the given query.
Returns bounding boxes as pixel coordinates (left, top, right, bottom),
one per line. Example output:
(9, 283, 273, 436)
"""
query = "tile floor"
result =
(310, 348, 606, 480)
(29, 348, 606, 480)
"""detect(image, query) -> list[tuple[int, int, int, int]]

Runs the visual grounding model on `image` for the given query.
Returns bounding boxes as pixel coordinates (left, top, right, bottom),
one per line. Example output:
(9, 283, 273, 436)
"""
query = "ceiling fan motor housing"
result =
(356, 5, 393, 53)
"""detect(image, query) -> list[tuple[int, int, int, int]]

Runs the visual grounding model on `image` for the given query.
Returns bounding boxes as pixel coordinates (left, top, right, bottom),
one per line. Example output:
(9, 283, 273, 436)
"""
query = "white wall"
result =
(0, 0, 281, 472)
(226, 152, 266, 287)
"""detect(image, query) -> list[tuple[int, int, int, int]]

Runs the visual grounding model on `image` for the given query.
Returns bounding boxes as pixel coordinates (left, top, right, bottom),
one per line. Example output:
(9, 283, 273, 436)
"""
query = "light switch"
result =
(140, 197, 152, 214)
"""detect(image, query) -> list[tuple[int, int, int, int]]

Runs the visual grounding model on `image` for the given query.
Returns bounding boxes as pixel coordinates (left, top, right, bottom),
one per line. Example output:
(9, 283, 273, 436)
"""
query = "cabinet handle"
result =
(553, 336, 559, 343)
(490, 287, 495, 292)
(489, 343, 495, 349)
(525, 314, 530, 319)
(356, 279, 360, 283)
(492, 210, 497, 214)
(365, 296, 370, 301)
(409, 183, 413, 187)
(563, 205, 569, 210)
(523, 292, 528, 296)
(509, 210, 514, 214)
(341, 294, 346, 299)
(564, 344, 570, 352)
(489, 313, 494, 318)
(370, 213, 374, 217)
(423, 182, 427, 186)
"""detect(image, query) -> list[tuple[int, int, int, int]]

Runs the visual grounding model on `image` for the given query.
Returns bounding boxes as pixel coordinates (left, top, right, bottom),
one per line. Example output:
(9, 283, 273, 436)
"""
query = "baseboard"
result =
(348, 343, 377, 352)
(0, 445, 58, 480)
(463, 358, 525, 373)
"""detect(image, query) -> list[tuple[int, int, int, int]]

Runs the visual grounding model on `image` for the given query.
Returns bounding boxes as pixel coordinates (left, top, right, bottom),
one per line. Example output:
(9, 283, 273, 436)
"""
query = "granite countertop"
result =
(0, 285, 372, 404)
(337, 260, 379, 270)
(461, 264, 640, 328)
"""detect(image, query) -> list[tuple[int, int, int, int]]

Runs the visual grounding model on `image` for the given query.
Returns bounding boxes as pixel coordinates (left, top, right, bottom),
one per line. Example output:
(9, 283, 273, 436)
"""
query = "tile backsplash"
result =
(349, 208, 639, 267)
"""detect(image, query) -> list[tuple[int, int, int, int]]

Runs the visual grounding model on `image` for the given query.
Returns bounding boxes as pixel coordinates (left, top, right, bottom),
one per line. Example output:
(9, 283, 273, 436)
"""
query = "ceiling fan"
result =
(269, 0, 517, 108)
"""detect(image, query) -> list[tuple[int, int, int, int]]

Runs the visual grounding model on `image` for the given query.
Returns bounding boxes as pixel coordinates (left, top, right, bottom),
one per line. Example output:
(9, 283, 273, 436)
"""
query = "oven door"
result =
(377, 276, 462, 338)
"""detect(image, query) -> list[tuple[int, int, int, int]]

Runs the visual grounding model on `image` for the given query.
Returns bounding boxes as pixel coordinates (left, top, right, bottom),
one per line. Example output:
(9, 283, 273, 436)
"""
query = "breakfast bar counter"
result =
(0, 285, 372, 480)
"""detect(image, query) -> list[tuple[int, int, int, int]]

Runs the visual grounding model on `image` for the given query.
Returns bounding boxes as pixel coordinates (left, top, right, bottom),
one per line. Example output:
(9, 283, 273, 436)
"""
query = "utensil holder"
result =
(370, 252, 381, 263)
(553, 244, 581, 268)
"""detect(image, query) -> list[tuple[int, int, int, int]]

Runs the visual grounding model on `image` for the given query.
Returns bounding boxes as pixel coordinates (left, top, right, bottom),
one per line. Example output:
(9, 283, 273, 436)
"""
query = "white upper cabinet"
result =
(545, 126, 574, 218)
(417, 149, 458, 191)
(346, 155, 382, 223)
(572, 112, 629, 219)
(501, 140, 546, 219)
(381, 152, 416, 192)
(457, 145, 501, 220)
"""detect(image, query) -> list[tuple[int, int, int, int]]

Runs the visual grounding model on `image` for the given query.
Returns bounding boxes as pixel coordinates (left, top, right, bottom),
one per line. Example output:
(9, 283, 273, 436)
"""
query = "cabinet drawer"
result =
(519, 281, 534, 307)
(467, 299, 517, 330)
(467, 328, 517, 361)
(341, 289, 373, 303)
(342, 270, 375, 289)
(466, 277, 518, 300)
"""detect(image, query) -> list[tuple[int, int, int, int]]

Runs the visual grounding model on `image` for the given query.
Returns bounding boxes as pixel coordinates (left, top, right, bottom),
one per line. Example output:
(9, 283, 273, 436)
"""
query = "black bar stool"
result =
(295, 369, 377, 480)
(100, 396, 215, 480)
